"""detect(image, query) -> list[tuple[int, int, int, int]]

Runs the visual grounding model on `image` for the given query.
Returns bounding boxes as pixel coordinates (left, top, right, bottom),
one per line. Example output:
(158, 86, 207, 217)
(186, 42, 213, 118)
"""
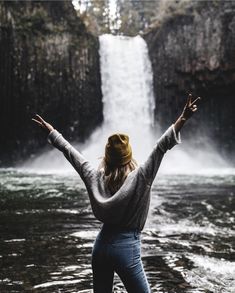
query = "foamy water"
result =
(20, 34, 232, 175)
(1, 32, 235, 292)
(2, 169, 234, 292)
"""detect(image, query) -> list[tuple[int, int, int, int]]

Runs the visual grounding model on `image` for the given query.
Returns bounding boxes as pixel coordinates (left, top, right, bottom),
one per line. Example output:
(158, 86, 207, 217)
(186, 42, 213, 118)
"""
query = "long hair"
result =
(98, 157, 138, 195)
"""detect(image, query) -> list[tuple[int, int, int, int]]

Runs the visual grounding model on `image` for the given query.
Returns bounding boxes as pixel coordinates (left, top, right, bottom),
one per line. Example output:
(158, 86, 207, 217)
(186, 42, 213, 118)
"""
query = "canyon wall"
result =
(1, 0, 234, 166)
(0, 1, 103, 165)
(144, 0, 235, 161)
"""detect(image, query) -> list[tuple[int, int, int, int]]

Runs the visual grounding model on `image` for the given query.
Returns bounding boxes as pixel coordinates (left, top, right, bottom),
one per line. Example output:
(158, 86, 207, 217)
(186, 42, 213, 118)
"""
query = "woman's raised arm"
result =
(32, 114, 96, 179)
(139, 94, 201, 185)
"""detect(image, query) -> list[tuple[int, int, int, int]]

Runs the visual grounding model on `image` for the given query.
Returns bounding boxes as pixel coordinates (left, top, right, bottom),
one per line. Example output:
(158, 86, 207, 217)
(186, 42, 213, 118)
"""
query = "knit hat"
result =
(105, 133, 132, 167)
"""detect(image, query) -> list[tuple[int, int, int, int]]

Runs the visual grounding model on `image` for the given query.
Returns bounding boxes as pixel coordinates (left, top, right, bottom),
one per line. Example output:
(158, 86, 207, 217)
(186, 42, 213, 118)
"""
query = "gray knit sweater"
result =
(47, 124, 181, 231)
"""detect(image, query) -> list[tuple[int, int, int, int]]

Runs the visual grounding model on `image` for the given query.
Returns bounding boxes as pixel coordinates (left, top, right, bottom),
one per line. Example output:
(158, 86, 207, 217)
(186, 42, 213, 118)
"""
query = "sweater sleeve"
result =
(139, 124, 181, 185)
(47, 129, 96, 179)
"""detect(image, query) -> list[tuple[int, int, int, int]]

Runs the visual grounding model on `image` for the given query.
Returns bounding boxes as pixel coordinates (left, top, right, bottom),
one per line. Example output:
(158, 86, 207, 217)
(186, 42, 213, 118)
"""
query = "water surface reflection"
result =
(0, 169, 234, 292)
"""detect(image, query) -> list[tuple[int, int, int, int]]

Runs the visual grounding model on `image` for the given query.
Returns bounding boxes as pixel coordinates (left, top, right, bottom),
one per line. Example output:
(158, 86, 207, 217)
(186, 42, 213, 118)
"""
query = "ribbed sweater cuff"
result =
(172, 124, 181, 144)
(47, 129, 61, 146)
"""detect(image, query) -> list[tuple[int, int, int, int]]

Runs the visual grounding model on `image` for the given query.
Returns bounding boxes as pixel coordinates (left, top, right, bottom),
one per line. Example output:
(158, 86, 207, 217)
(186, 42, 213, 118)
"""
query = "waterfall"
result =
(21, 34, 158, 172)
(100, 34, 155, 131)
(81, 34, 157, 168)
(21, 34, 230, 174)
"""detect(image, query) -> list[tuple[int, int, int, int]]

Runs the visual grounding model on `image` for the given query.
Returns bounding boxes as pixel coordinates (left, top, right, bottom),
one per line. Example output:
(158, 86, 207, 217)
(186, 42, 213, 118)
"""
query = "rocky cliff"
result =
(0, 1, 103, 165)
(1, 0, 234, 166)
(144, 0, 235, 161)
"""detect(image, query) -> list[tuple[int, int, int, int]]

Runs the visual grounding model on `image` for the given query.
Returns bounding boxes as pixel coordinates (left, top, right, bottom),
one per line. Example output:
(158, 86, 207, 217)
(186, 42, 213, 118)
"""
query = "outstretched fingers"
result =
(186, 93, 192, 106)
(32, 118, 43, 127)
(191, 96, 201, 106)
(35, 114, 46, 126)
(181, 93, 201, 120)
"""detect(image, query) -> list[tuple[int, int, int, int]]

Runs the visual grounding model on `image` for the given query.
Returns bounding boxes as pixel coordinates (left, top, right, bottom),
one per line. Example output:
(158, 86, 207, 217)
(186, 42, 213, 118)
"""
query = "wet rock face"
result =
(144, 1, 235, 160)
(0, 1, 103, 166)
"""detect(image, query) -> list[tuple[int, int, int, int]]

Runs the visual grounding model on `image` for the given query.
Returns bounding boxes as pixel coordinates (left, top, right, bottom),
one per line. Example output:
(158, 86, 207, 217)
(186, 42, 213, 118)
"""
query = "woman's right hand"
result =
(32, 114, 54, 134)
(174, 93, 202, 133)
(181, 93, 201, 121)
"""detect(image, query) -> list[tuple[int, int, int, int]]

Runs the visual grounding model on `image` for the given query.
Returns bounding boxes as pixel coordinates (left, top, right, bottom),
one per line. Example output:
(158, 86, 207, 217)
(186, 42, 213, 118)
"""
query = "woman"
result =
(32, 93, 200, 293)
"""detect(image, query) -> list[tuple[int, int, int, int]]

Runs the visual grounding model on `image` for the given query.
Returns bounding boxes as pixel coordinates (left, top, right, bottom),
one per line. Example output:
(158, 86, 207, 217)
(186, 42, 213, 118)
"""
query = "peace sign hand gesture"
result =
(32, 114, 54, 134)
(181, 93, 201, 121)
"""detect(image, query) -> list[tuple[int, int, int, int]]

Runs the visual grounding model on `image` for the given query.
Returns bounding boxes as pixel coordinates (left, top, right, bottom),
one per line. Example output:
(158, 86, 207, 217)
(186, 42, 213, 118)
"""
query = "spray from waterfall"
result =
(21, 34, 231, 174)
(81, 34, 157, 168)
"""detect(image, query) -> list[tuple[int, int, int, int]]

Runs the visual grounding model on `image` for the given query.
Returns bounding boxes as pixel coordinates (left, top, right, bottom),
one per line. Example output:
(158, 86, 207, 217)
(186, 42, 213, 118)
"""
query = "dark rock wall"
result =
(0, 1, 103, 166)
(1, 0, 234, 166)
(144, 0, 235, 161)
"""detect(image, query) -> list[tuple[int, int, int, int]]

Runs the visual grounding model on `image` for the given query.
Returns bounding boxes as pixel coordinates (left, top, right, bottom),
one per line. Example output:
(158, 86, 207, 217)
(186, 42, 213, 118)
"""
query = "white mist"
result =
(21, 34, 232, 175)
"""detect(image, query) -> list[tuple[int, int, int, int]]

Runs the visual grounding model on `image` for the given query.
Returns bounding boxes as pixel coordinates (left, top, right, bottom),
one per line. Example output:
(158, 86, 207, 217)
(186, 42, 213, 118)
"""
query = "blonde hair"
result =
(98, 157, 138, 195)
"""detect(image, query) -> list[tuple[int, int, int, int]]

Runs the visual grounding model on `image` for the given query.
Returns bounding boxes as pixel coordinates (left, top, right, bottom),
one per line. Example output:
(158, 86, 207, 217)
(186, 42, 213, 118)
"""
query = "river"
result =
(1, 34, 234, 292)
(0, 168, 234, 292)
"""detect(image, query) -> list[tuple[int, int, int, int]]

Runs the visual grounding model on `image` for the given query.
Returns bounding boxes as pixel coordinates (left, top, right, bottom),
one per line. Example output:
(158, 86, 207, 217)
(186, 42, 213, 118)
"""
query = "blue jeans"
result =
(92, 224, 151, 293)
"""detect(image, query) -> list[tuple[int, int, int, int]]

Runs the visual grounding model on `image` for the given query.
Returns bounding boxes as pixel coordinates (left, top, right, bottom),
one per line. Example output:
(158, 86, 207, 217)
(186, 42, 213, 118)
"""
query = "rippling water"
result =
(0, 168, 235, 292)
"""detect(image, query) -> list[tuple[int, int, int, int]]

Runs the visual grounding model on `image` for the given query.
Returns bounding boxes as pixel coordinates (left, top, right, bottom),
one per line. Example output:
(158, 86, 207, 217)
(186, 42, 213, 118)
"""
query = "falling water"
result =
(21, 34, 231, 174)
(22, 34, 157, 172)
(2, 34, 235, 293)
(81, 34, 157, 168)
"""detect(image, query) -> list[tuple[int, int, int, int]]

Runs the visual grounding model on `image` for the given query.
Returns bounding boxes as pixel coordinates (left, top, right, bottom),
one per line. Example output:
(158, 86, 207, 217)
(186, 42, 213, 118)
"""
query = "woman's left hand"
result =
(32, 114, 54, 134)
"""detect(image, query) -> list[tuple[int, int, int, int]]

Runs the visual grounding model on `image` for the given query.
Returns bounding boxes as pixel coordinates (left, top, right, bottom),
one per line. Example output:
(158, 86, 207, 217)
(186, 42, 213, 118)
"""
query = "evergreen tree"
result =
(73, 0, 191, 36)
(74, 0, 111, 35)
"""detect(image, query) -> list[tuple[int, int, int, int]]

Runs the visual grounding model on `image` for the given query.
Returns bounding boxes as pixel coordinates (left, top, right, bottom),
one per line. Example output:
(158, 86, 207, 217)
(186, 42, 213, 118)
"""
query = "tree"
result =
(73, 0, 111, 35)
(73, 0, 191, 36)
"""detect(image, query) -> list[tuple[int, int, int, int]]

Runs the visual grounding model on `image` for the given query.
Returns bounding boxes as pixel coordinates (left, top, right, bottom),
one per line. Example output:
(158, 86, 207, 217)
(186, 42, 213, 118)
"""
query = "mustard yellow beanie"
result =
(105, 133, 132, 167)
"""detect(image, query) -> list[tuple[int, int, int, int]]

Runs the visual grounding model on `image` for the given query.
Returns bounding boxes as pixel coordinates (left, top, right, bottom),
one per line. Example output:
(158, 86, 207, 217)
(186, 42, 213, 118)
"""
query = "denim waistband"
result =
(102, 223, 140, 233)
(98, 223, 141, 241)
